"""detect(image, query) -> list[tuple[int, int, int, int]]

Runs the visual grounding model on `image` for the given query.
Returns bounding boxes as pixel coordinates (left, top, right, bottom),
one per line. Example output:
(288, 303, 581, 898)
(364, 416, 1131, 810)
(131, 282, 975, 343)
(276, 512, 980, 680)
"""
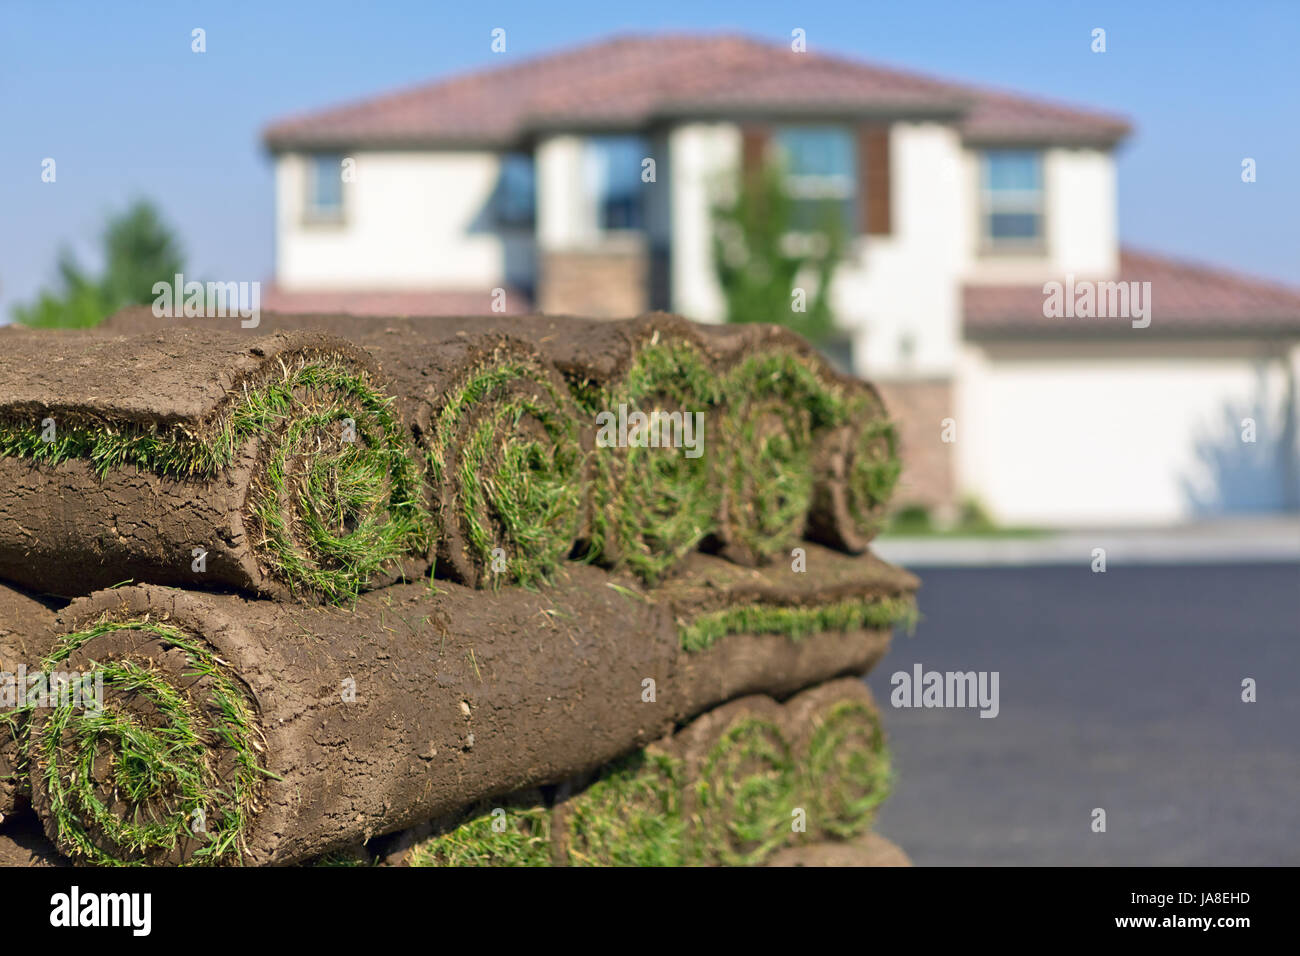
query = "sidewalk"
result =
(872, 517, 1300, 567)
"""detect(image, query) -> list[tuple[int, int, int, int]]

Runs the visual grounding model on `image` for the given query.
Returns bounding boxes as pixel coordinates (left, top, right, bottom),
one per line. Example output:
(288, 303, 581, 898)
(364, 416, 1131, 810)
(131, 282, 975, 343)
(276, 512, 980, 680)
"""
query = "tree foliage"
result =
(712, 162, 844, 345)
(12, 200, 185, 328)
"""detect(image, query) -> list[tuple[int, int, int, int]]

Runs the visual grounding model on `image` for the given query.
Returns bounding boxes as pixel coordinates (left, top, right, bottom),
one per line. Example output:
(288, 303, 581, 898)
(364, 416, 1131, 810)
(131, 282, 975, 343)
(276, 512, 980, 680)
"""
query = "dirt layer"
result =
(0, 811, 65, 866)
(0, 583, 59, 819)
(764, 831, 912, 867)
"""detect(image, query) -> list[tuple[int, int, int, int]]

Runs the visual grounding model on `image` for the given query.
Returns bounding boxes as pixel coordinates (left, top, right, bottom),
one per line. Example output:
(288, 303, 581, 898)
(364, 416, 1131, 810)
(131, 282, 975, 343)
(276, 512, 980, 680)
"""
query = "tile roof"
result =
(264, 33, 1129, 149)
(964, 249, 1300, 335)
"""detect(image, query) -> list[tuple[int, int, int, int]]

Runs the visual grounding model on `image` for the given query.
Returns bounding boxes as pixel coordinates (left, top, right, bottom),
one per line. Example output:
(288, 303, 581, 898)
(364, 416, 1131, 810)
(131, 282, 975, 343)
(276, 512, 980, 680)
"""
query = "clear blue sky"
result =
(3, 0, 1296, 318)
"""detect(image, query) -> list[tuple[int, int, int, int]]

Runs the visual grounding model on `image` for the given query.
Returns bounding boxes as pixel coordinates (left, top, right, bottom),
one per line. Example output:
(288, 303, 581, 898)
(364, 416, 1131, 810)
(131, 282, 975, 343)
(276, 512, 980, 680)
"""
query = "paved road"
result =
(864, 563, 1300, 865)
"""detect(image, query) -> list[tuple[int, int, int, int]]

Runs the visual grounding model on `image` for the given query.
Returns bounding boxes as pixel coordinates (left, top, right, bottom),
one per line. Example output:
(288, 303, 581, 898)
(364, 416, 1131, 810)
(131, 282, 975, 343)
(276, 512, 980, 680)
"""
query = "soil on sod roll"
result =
(404, 678, 891, 867)
(0, 812, 66, 867)
(0, 327, 427, 602)
(23, 547, 913, 865)
(0, 583, 58, 820)
(764, 831, 912, 867)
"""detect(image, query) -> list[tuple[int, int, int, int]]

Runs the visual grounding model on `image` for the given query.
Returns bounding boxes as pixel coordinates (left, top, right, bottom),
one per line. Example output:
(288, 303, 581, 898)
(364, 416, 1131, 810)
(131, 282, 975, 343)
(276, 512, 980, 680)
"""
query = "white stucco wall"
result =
(668, 122, 740, 324)
(275, 151, 532, 290)
(833, 122, 966, 380)
(956, 339, 1295, 525)
(535, 135, 590, 248)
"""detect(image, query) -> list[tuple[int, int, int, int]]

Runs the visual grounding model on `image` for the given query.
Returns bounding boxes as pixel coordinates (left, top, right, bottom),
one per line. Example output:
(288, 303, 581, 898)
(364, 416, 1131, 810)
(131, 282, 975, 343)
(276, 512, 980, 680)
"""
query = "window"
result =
(583, 136, 647, 231)
(981, 150, 1044, 247)
(775, 126, 856, 234)
(304, 153, 344, 223)
(496, 153, 536, 228)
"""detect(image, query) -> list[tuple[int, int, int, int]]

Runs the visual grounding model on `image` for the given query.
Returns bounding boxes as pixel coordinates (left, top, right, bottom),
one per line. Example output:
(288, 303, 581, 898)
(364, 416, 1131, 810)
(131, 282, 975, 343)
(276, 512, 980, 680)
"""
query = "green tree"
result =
(712, 162, 844, 344)
(12, 200, 185, 328)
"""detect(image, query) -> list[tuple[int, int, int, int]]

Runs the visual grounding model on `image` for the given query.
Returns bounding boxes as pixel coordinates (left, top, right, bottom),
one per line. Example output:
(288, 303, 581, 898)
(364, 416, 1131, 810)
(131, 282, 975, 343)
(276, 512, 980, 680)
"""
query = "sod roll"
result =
(0, 327, 428, 602)
(694, 321, 900, 557)
(20, 546, 914, 865)
(405, 677, 891, 867)
(315, 328, 587, 589)
(101, 308, 904, 569)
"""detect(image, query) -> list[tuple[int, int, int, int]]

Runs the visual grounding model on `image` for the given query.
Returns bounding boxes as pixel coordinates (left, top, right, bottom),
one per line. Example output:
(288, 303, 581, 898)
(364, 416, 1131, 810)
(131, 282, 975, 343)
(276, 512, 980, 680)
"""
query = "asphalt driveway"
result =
(864, 562, 1300, 865)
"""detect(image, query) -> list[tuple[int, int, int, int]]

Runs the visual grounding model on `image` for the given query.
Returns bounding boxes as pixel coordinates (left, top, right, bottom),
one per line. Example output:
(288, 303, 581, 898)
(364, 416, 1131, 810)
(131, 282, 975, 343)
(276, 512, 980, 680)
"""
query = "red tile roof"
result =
(262, 285, 531, 317)
(964, 249, 1300, 335)
(264, 33, 1129, 150)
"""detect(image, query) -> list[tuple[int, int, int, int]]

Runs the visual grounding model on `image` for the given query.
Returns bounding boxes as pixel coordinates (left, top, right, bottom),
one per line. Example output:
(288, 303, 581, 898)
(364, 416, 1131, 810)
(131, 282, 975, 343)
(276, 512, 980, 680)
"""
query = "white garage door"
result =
(957, 340, 1293, 526)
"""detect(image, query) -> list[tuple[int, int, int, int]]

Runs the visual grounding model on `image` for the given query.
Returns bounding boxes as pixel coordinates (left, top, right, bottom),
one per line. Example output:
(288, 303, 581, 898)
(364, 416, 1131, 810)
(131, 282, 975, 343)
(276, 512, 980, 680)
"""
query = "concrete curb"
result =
(873, 523, 1300, 568)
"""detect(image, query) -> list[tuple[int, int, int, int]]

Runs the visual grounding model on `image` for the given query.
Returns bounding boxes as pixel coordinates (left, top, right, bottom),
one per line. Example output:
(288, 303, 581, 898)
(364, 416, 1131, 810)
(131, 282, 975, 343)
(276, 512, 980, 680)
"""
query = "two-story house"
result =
(263, 33, 1300, 526)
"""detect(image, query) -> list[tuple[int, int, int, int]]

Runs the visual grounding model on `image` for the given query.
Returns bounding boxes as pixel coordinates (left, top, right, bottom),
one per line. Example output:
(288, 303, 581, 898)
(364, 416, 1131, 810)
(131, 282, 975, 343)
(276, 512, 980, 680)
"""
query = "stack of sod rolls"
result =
(0, 311, 915, 867)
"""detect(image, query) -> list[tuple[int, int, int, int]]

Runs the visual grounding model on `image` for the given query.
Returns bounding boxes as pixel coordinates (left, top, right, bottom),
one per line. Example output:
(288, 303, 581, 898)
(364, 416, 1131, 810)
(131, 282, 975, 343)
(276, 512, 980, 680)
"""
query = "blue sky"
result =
(2, 0, 1296, 318)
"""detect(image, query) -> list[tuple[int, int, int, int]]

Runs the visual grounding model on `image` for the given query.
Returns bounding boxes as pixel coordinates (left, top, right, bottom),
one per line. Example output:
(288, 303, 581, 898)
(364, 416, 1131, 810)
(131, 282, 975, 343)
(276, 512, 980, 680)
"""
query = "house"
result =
(262, 33, 1300, 526)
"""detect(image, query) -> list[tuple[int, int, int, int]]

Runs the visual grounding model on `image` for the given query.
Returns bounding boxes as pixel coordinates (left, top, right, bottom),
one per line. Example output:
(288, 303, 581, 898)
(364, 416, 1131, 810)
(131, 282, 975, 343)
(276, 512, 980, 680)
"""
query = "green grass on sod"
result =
(427, 360, 583, 588)
(584, 340, 723, 584)
(716, 351, 844, 560)
(677, 595, 919, 652)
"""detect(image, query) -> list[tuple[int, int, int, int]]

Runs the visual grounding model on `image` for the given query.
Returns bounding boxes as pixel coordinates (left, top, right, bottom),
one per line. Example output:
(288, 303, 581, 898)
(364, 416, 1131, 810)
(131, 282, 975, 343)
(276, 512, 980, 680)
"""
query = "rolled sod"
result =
(0, 583, 58, 821)
(331, 329, 586, 588)
(406, 678, 891, 867)
(694, 321, 901, 558)
(23, 570, 673, 865)
(21, 547, 913, 865)
(93, 312, 593, 589)
(804, 391, 901, 554)
(406, 792, 552, 867)
(102, 308, 903, 568)
(0, 327, 427, 602)
(710, 349, 847, 565)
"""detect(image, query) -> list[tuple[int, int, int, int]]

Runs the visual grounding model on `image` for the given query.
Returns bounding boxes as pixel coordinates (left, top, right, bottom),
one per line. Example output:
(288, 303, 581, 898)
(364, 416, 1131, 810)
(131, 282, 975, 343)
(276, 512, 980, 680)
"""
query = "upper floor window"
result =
(495, 153, 536, 228)
(981, 150, 1044, 248)
(304, 153, 345, 223)
(583, 136, 647, 231)
(775, 126, 856, 234)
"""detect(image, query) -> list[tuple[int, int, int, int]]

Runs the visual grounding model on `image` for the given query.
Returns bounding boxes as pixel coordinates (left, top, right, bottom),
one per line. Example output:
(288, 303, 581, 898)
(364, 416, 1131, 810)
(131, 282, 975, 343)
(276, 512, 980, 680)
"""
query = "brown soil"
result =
(0, 811, 66, 867)
(0, 583, 58, 819)
(765, 831, 912, 867)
